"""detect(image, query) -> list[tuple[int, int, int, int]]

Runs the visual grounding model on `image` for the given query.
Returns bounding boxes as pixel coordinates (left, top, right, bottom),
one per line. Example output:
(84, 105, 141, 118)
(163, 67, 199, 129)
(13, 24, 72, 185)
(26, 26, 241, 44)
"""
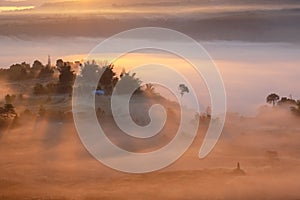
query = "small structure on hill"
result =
(94, 90, 105, 96)
(232, 162, 246, 176)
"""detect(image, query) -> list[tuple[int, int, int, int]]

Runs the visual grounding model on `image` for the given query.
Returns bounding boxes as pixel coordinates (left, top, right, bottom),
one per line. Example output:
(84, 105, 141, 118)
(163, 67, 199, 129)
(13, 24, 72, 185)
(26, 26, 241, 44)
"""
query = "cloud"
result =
(112, 0, 300, 8)
(0, 0, 48, 6)
(0, 0, 299, 16)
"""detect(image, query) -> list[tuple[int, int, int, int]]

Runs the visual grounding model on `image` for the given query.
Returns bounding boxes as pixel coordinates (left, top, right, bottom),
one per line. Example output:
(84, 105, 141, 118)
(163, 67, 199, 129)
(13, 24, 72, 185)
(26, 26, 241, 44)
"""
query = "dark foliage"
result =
(98, 64, 119, 95)
(266, 93, 280, 106)
(0, 103, 18, 129)
(33, 83, 48, 95)
(115, 72, 142, 94)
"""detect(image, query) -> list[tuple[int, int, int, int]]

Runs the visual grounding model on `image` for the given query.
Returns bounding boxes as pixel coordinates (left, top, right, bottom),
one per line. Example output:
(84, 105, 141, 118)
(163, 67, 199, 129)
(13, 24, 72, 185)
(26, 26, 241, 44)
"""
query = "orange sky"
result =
(1, 0, 300, 14)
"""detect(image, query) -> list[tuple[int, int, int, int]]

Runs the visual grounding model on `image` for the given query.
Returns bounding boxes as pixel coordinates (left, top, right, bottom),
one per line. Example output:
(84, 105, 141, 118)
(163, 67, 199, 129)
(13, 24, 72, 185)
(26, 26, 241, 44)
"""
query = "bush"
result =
(0, 103, 18, 129)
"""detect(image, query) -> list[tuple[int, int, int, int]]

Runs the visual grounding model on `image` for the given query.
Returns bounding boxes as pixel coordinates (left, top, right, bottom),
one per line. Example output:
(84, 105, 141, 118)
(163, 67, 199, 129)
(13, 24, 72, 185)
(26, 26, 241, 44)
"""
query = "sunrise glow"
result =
(0, 0, 300, 199)
(0, 6, 34, 12)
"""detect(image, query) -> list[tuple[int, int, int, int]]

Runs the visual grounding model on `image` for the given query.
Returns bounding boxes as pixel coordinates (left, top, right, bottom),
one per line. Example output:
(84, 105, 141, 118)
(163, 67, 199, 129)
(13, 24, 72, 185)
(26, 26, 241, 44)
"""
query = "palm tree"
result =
(144, 83, 156, 96)
(266, 93, 280, 106)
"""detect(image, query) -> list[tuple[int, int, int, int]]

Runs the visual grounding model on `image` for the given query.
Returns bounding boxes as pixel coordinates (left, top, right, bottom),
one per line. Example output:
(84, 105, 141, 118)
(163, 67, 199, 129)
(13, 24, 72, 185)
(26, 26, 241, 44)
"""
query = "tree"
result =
(5, 94, 12, 104)
(0, 117, 6, 129)
(266, 93, 280, 106)
(21, 109, 32, 117)
(57, 62, 76, 93)
(58, 65, 75, 85)
(98, 64, 118, 95)
(144, 83, 156, 96)
(32, 60, 44, 71)
(178, 84, 189, 97)
(3, 104, 17, 118)
(277, 97, 297, 107)
(8, 63, 29, 80)
(115, 72, 142, 94)
(56, 59, 64, 69)
(81, 61, 99, 82)
(291, 100, 300, 116)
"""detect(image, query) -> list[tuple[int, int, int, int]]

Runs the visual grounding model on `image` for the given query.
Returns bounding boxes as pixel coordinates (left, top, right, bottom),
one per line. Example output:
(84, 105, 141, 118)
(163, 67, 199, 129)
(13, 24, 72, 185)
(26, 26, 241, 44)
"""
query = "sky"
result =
(1, 0, 300, 13)
(1, 35, 300, 115)
(0, 0, 299, 115)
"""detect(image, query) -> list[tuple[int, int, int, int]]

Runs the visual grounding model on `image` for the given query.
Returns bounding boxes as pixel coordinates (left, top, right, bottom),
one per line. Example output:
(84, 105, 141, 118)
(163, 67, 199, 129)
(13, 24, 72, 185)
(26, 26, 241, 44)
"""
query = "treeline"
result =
(0, 59, 79, 94)
(0, 104, 74, 131)
(0, 59, 152, 130)
(0, 58, 148, 96)
(0, 60, 54, 81)
(33, 59, 76, 94)
(33, 61, 143, 95)
(266, 93, 300, 116)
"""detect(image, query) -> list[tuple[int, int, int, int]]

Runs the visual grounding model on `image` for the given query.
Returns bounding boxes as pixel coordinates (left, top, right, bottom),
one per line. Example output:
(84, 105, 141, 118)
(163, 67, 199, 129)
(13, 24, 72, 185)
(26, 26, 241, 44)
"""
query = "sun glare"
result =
(0, 6, 34, 12)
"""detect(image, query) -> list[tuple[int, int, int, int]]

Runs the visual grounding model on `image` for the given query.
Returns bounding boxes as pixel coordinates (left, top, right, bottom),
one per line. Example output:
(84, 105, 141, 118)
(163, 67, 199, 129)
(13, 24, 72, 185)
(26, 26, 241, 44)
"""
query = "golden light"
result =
(0, 6, 35, 12)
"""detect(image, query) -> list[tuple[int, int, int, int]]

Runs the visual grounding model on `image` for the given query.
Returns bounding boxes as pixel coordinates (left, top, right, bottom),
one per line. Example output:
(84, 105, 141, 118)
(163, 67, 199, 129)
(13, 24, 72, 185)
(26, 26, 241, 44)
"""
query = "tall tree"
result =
(266, 93, 280, 106)
(58, 65, 75, 85)
(98, 64, 118, 95)
(56, 61, 76, 93)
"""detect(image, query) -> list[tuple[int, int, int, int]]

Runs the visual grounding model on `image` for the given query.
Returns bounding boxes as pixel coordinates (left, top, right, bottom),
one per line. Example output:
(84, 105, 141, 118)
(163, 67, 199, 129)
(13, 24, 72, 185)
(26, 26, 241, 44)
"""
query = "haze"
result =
(0, 1, 300, 199)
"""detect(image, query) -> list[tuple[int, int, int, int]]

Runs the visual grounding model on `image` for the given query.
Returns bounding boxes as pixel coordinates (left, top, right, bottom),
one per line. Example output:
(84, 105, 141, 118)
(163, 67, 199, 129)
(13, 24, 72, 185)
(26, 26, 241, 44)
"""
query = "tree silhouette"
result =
(291, 100, 300, 116)
(144, 83, 156, 96)
(266, 93, 280, 106)
(81, 61, 99, 82)
(57, 61, 76, 93)
(3, 104, 17, 118)
(32, 60, 44, 71)
(115, 72, 141, 94)
(98, 64, 118, 95)
(8, 62, 30, 80)
(58, 65, 75, 85)
(277, 96, 297, 108)
(56, 59, 64, 69)
(5, 94, 12, 104)
(178, 84, 189, 97)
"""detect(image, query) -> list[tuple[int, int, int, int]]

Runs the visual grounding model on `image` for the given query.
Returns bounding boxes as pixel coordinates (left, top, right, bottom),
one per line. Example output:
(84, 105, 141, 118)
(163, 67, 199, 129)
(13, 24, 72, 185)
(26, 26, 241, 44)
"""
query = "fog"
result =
(0, 94, 300, 199)
(1, 1, 299, 199)
(1, 36, 300, 115)
(0, 54, 299, 199)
